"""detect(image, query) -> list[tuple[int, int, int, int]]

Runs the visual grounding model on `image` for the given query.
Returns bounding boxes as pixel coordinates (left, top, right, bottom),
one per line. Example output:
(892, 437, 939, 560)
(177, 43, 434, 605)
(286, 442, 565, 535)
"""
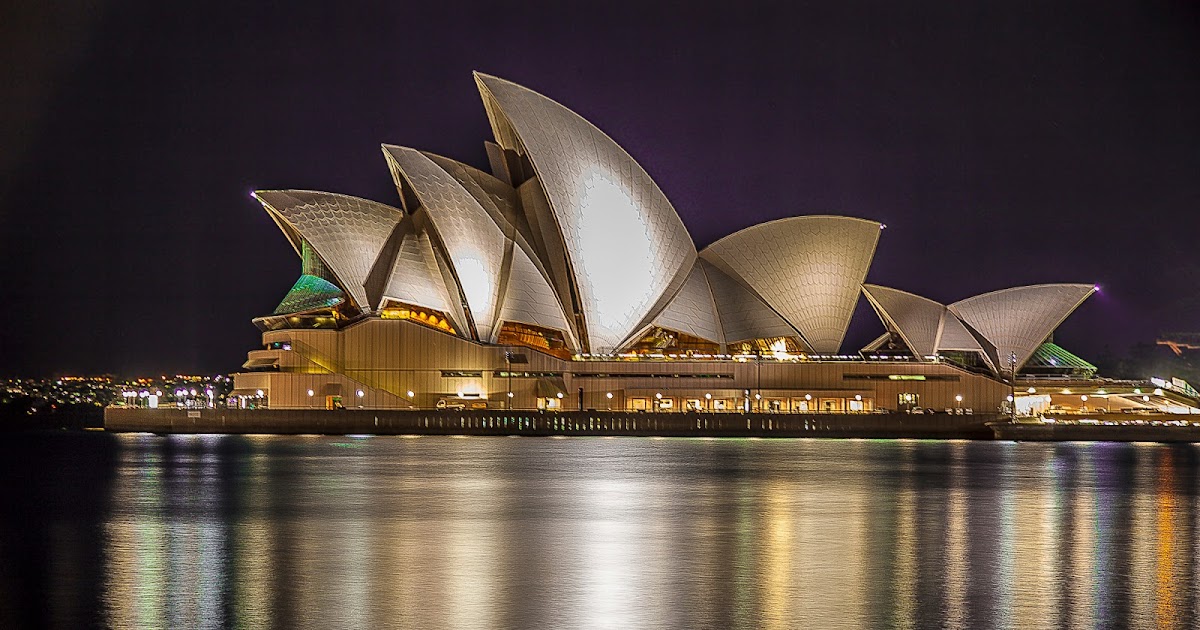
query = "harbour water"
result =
(2, 432, 1198, 628)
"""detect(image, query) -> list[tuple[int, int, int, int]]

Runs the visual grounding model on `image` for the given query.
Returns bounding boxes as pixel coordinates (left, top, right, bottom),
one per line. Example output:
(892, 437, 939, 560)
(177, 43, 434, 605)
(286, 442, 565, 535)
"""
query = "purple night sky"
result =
(1, 1, 1197, 376)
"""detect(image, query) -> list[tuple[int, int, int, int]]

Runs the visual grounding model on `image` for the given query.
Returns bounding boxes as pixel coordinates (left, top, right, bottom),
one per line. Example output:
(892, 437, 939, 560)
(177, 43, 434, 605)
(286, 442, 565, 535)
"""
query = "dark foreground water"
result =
(2, 433, 1199, 629)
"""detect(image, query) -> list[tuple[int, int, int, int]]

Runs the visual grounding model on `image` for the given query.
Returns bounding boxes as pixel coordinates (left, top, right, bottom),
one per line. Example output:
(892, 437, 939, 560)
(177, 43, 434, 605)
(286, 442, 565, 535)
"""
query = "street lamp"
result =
(505, 352, 513, 410)
(1008, 351, 1017, 421)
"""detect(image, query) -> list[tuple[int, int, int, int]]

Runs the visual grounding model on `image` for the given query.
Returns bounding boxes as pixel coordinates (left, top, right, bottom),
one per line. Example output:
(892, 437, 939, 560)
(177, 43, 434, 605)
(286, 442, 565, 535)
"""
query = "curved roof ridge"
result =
(861, 284, 945, 358)
(253, 190, 403, 311)
(947, 283, 1097, 371)
(699, 216, 881, 352)
(473, 72, 698, 352)
(382, 146, 510, 341)
(701, 215, 883, 251)
(948, 282, 1097, 306)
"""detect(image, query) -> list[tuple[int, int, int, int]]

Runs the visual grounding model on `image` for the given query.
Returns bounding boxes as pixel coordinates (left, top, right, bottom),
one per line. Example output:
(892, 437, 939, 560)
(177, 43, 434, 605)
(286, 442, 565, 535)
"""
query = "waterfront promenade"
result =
(105, 408, 999, 439)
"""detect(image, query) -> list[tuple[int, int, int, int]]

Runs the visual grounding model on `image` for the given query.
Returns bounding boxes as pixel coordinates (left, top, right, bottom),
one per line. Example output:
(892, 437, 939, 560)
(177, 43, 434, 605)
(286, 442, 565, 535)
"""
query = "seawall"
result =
(104, 408, 999, 439)
(989, 420, 1200, 443)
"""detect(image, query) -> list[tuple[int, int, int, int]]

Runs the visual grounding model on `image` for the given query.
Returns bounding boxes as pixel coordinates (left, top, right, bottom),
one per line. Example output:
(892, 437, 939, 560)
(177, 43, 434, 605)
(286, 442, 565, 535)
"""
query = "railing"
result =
(105, 407, 1003, 439)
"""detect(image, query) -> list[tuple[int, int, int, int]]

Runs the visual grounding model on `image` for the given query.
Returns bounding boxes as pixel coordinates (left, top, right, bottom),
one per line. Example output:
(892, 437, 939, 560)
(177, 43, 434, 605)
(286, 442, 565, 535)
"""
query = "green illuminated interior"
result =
(300, 240, 333, 279)
(1021, 342, 1096, 377)
(273, 274, 345, 315)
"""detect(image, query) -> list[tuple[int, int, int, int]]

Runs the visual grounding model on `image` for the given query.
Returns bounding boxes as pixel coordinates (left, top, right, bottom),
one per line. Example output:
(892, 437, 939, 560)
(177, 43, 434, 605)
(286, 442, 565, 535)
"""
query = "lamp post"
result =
(755, 350, 762, 413)
(1009, 351, 1017, 421)
(505, 352, 512, 410)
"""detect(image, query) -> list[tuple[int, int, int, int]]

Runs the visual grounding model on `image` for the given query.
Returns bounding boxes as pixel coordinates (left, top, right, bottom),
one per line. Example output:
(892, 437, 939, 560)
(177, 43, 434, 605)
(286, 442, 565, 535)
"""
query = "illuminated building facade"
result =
(233, 73, 1116, 414)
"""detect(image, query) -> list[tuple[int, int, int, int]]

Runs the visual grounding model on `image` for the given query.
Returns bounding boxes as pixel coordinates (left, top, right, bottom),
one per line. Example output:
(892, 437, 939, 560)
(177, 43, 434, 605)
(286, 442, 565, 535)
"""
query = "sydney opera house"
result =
(233, 72, 1113, 415)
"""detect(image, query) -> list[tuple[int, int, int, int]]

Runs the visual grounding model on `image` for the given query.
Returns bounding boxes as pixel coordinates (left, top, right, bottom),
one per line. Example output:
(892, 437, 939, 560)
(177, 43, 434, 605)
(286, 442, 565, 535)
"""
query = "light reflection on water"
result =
(2, 434, 1199, 628)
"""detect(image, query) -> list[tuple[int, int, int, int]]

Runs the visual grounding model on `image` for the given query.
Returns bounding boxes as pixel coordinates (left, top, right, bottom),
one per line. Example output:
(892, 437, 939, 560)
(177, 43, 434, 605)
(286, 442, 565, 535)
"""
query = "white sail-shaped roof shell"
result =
(380, 227, 457, 319)
(495, 243, 575, 343)
(861, 284, 990, 366)
(383, 146, 509, 341)
(948, 284, 1096, 371)
(700, 260, 799, 346)
(254, 190, 402, 312)
(649, 262, 723, 345)
(701, 216, 881, 353)
(475, 73, 698, 352)
(861, 285, 945, 358)
(937, 313, 987, 354)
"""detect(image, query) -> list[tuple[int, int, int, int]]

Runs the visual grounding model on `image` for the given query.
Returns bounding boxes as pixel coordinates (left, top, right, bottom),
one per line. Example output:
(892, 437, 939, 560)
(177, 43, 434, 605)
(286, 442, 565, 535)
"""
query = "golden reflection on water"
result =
(233, 450, 272, 628)
(1011, 446, 1054, 628)
(944, 442, 968, 629)
(1073, 447, 1097, 630)
(891, 443, 917, 630)
(1155, 448, 1188, 630)
(1133, 447, 1157, 626)
(90, 434, 1200, 629)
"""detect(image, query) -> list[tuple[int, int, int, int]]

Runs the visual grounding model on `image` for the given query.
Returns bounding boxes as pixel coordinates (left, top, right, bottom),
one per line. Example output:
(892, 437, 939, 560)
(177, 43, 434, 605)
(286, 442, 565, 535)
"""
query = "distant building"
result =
(232, 73, 1170, 415)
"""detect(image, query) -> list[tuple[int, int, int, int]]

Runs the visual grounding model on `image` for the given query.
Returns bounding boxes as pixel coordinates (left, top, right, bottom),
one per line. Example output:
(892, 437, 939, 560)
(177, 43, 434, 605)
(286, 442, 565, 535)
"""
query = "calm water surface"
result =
(1, 432, 1198, 629)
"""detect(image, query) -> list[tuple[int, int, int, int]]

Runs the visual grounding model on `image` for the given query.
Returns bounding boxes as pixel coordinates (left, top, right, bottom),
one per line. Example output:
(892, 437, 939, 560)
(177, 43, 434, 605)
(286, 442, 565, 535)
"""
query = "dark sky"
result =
(2, 1, 1197, 377)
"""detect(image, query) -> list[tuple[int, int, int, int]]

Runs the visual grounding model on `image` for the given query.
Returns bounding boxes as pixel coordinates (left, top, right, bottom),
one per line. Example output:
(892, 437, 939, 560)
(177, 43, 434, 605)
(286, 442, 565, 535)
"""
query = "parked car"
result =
(436, 399, 466, 410)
